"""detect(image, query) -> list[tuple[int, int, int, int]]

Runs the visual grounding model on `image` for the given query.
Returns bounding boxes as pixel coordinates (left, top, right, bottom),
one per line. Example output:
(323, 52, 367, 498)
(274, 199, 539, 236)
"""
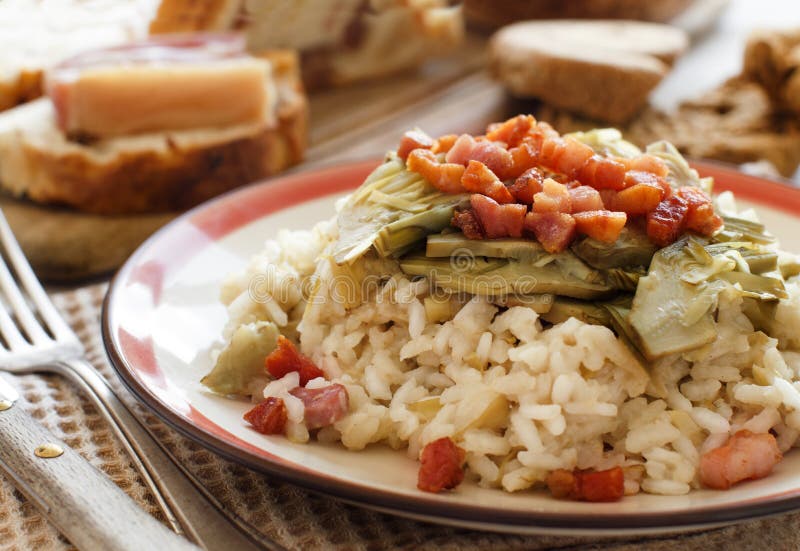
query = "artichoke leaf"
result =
(571, 226, 656, 270)
(202, 321, 279, 396)
(568, 128, 642, 158)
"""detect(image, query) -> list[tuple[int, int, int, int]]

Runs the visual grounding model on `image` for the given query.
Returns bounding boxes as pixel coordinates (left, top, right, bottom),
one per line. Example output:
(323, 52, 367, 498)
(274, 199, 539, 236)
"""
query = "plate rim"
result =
(102, 158, 800, 534)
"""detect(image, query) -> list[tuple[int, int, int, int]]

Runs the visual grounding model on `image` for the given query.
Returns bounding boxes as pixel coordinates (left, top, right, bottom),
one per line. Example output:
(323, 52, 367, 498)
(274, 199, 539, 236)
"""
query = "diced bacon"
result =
(646, 195, 689, 247)
(598, 189, 617, 209)
(289, 384, 349, 430)
(624, 170, 672, 198)
(677, 187, 724, 236)
(533, 178, 571, 214)
(417, 437, 465, 493)
(431, 133, 458, 154)
(485, 114, 536, 147)
(610, 181, 664, 215)
(461, 160, 514, 204)
(407, 149, 466, 193)
(506, 136, 543, 179)
(508, 167, 544, 204)
(573, 210, 627, 242)
(445, 134, 513, 178)
(624, 154, 669, 178)
(243, 397, 287, 435)
(546, 467, 625, 502)
(539, 137, 566, 172)
(451, 209, 485, 239)
(579, 155, 627, 191)
(557, 138, 595, 178)
(700, 430, 782, 490)
(524, 211, 577, 253)
(265, 335, 325, 386)
(470, 194, 526, 238)
(569, 185, 604, 213)
(397, 129, 434, 160)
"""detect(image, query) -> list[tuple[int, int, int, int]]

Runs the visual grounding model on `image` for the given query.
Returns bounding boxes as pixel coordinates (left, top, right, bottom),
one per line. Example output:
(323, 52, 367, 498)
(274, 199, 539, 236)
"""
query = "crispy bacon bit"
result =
(579, 155, 627, 191)
(445, 134, 513, 178)
(533, 179, 571, 214)
(431, 133, 458, 154)
(610, 181, 665, 215)
(471, 194, 526, 238)
(569, 185, 604, 213)
(677, 187, 724, 236)
(289, 384, 349, 430)
(700, 430, 782, 490)
(546, 467, 625, 502)
(417, 437, 465, 493)
(485, 114, 536, 148)
(524, 211, 577, 253)
(507, 136, 543, 179)
(556, 138, 595, 178)
(407, 149, 466, 193)
(243, 397, 287, 435)
(265, 335, 325, 386)
(461, 160, 515, 204)
(452, 209, 485, 239)
(646, 195, 689, 247)
(397, 129, 434, 160)
(625, 154, 669, 178)
(508, 167, 544, 204)
(573, 210, 627, 242)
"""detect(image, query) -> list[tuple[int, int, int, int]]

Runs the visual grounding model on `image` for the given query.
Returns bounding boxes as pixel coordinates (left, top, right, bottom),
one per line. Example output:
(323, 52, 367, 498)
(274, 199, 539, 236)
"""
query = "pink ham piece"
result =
(289, 383, 349, 430)
(47, 33, 270, 139)
(445, 134, 513, 178)
(470, 194, 526, 238)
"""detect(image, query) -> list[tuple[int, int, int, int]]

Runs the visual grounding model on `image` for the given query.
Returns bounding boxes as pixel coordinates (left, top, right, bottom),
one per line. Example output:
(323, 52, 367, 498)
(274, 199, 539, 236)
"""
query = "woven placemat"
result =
(2, 283, 800, 550)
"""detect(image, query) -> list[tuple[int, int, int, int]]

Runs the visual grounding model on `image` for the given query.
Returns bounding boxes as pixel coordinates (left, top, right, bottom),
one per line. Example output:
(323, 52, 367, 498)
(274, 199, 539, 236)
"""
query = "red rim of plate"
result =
(103, 158, 800, 532)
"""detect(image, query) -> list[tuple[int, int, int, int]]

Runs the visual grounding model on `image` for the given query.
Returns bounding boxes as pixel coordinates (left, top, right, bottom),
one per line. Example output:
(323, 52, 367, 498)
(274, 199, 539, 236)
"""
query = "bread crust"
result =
(0, 70, 44, 113)
(149, 0, 242, 33)
(465, 0, 692, 29)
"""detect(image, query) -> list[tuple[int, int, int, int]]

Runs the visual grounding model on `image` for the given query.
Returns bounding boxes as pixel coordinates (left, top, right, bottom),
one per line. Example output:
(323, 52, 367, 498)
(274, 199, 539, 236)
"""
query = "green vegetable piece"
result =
(571, 227, 657, 270)
(720, 216, 776, 245)
(717, 271, 788, 301)
(568, 128, 642, 158)
(399, 255, 613, 300)
(202, 321, 279, 396)
(628, 241, 718, 361)
(426, 233, 548, 262)
(333, 155, 469, 264)
(540, 298, 611, 326)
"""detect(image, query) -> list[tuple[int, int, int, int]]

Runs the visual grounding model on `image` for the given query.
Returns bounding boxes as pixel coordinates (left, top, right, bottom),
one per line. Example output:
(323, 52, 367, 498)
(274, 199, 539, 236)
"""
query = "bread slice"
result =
(150, 0, 464, 88)
(0, 51, 307, 215)
(465, 0, 693, 30)
(490, 20, 688, 123)
(0, 0, 159, 113)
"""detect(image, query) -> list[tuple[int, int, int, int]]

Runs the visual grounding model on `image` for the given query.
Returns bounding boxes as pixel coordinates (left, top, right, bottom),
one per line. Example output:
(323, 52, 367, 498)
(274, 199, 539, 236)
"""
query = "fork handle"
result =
(56, 359, 274, 551)
(0, 399, 198, 551)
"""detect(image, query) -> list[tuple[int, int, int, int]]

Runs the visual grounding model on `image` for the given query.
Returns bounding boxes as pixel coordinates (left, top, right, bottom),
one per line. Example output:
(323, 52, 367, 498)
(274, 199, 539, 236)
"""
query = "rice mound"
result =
(218, 214, 800, 497)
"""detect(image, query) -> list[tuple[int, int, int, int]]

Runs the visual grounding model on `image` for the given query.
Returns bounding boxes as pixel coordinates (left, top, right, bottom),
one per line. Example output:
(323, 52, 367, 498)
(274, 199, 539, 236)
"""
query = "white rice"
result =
(215, 211, 800, 497)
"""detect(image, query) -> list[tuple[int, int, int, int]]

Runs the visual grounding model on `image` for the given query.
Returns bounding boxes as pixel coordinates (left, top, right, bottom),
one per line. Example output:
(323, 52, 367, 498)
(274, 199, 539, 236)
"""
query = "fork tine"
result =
(0, 212, 78, 344)
(0, 256, 50, 344)
(0, 301, 28, 351)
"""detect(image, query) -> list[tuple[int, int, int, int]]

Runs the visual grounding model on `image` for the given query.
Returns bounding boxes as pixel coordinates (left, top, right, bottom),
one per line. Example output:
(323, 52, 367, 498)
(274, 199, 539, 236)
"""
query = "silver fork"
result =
(0, 212, 273, 551)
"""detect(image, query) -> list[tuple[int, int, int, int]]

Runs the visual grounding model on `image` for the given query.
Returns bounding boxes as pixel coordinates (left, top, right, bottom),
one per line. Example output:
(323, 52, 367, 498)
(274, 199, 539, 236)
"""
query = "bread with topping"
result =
(0, 49, 307, 214)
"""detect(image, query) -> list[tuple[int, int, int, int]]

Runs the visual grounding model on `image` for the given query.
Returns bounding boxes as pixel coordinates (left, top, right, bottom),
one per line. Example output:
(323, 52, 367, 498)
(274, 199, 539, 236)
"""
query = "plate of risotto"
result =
(104, 115, 800, 535)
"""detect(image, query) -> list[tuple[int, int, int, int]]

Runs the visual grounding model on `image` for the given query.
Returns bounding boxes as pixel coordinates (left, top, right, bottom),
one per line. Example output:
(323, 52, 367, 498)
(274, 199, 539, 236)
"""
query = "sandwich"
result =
(0, 34, 308, 214)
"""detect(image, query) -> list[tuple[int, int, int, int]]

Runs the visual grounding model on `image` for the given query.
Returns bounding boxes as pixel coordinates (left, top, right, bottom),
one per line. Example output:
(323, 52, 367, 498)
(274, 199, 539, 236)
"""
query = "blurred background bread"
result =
(150, 0, 464, 89)
(465, 0, 694, 29)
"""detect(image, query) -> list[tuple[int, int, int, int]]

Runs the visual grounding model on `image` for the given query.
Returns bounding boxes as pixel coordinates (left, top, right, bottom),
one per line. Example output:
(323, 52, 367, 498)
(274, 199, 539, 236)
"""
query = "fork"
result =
(0, 212, 272, 551)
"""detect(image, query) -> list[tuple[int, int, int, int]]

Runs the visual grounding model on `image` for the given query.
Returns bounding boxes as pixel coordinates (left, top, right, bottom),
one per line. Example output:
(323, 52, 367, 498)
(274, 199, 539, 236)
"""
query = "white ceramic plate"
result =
(103, 159, 800, 535)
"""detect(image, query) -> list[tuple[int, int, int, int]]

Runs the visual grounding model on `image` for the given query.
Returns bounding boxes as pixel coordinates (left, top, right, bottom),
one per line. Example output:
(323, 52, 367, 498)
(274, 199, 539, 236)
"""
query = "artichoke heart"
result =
(333, 154, 468, 265)
(202, 321, 279, 396)
(571, 227, 656, 270)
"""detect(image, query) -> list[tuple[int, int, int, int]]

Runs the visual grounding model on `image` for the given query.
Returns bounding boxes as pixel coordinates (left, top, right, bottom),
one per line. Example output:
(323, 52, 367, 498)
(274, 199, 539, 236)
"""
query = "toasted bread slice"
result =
(0, 52, 307, 215)
(465, 0, 693, 30)
(490, 20, 688, 123)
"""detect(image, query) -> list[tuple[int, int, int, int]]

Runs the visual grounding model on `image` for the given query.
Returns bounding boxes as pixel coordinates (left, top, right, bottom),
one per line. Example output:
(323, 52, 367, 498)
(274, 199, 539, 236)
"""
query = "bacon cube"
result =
(471, 194, 526, 238)
(445, 134, 513, 178)
(677, 187, 723, 236)
(569, 185, 604, 213)
(646, 195, 689, 246)
(579, 155, 627, 191)
(610, 181, 664, 215)
(417, 437, 465, 493)
(524, 211, 577, 253)
(485, 114, 536, 147)
(533, 178, 571, 213)
(397, 129, 434, 160)
(573, 210, 627, 242)
(451, 209, 485, 239)
(461, 160, 514, 204)
(506, 137, 543, 179)
(265, 335, 325, 386)
(508, 167, 544, 204)
(431, 133, 458, 154)
(407, 149, 466, 194)
(243, 397, 288, 435)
